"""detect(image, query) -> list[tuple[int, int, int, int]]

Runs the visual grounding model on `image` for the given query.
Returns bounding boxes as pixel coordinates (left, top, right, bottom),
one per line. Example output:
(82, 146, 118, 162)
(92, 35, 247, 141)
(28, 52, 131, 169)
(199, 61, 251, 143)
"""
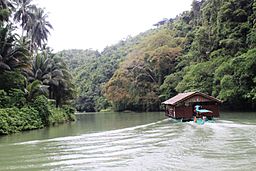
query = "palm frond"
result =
(0, 61, 11, 70)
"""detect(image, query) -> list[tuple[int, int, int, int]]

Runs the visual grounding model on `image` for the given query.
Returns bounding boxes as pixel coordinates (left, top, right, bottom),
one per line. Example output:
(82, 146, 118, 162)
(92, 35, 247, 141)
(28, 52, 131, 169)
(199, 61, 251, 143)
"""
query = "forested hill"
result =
(56, 49, 101, 70)
(57, 34, 149, 112)
(61, 0, 256, 112)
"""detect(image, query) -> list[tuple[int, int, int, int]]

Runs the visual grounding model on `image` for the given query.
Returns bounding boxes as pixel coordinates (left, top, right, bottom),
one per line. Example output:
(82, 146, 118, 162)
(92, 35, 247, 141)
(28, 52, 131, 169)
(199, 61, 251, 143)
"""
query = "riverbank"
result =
(0, 94, 75, 135)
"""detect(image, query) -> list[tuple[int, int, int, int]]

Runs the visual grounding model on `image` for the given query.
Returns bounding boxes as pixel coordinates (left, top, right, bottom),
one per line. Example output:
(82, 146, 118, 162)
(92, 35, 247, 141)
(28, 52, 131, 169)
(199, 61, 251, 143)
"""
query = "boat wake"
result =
(14, 118, 170, 146)
(2, 116, 256, 171)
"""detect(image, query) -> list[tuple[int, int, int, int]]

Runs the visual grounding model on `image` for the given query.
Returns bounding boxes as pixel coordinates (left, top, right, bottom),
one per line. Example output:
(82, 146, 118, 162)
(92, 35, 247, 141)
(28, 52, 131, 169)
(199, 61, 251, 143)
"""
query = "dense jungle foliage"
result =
(0, 0, 75, 135)
(57, 35, 147, 112)
(62, 0, 256, 112)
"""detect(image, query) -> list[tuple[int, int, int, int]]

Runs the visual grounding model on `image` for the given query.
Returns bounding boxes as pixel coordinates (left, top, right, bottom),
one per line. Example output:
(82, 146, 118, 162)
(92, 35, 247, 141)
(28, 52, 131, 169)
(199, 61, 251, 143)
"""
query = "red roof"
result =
(162, 92, 222, 105)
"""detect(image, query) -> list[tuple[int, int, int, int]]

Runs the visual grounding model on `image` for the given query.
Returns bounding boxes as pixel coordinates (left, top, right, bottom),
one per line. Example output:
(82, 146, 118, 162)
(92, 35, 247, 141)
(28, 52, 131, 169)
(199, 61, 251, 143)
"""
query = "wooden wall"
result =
(165, 103, 220, 119)
(175, 106, 193, 119)
(202, 104, 219, 117)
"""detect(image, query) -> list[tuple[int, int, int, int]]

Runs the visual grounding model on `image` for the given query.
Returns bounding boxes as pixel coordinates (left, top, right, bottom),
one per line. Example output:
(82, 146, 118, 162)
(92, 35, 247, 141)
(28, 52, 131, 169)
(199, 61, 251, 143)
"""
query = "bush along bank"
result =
(0, 90, 75, 135)
(0, 0, 76, 135)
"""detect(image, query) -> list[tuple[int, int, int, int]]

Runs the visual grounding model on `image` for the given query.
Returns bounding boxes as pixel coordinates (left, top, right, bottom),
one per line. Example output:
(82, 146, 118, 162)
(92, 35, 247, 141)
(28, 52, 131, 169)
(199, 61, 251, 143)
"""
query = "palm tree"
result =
(25, 79, 48, 101)
(31, 51, 74, 107)
(31, 51, 61, 83)
(51, 56, 76, 107)
(0, 26, 30, 72)
(13, 0, 35, 36)
(28, 7, 53, 51)
(13, 2, 53, 52)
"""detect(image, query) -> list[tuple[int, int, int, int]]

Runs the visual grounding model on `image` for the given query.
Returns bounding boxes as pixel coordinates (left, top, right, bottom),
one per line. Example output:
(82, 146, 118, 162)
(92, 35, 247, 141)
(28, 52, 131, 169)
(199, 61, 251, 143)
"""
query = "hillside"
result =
(60, 0, 256, 112)
(57, 34, 149, 111)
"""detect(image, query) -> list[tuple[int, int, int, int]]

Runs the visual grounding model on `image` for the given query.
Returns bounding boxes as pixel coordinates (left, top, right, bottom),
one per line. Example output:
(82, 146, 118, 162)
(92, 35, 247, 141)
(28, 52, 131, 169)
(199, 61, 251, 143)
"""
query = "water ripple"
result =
(1, 117, 256, 171)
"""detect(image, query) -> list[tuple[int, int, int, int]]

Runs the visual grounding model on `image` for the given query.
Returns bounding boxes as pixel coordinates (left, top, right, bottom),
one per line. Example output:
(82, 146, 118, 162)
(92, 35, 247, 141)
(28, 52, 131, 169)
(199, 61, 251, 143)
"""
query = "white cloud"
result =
(34, 0, 193, 51)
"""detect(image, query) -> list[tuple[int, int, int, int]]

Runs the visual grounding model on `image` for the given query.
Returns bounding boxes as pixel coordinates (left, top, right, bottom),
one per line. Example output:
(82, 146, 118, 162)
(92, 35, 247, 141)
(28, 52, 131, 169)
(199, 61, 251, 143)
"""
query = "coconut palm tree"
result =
(13, 0, 35, 36)
(13, 2, 53, 52)
(28, 7, 53, 51)
(51, 56, 76, 107)
(0, 26, 30, 72)
(25, 79, 48, 101)
(31, 50, 74, 107)
(31, 51, 62, 84)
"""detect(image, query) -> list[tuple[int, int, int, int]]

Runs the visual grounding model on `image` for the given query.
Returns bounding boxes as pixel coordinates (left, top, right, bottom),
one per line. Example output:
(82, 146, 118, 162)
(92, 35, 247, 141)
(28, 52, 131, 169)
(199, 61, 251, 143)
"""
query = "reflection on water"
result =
(0, 112, 256, 170)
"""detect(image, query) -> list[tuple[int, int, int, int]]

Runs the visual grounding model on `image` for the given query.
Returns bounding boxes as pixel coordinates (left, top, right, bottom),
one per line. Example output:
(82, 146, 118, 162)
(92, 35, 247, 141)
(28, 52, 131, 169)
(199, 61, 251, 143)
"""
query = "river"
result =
(0, 112, 256, 171)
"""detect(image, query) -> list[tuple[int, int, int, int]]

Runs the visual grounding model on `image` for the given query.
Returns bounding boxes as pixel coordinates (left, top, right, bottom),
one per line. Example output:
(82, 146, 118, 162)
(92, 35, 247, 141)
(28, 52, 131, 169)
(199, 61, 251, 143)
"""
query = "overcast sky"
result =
(34, 0, 193, 52)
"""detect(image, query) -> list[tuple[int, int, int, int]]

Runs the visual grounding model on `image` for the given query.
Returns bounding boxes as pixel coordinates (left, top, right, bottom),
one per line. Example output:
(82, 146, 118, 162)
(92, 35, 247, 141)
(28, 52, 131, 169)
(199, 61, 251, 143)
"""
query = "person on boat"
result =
(202, 115, 207, 122)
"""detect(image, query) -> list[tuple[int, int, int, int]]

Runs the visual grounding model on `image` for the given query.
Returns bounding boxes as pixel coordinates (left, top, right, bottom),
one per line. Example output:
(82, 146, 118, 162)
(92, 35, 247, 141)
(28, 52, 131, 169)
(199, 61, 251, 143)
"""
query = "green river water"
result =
(0, 112, 256, 171)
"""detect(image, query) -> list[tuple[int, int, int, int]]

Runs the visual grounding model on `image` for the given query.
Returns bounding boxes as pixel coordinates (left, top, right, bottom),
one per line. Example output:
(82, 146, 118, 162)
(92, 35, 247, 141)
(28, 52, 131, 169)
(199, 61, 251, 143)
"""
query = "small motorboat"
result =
(194, 117, 205, 125)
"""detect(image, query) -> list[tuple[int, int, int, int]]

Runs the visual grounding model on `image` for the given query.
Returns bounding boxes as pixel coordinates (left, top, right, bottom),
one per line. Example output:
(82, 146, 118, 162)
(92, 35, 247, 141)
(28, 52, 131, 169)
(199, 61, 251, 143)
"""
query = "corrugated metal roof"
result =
(162, 92, 222, 105)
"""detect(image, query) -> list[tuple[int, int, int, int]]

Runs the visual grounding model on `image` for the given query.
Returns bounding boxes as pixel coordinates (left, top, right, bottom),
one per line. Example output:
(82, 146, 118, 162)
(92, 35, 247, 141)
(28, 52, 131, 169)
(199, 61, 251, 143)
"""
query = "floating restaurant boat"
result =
(162, 92, 222, 122)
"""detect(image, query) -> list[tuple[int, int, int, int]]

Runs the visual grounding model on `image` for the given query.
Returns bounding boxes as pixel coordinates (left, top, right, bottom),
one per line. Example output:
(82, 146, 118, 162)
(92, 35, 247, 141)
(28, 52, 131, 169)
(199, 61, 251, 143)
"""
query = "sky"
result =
(34, 0, 193, 52)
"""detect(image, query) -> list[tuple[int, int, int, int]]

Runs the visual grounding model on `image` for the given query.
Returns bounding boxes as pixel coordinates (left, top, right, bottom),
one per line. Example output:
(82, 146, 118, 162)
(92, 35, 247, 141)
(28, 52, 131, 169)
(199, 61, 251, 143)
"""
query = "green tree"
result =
(31, 51, 74, 107)
(25, 80, 48, 101)
(28, 7, 53, 50)
(13, 0, 35, 36)
(0, 26, 30, 73)
(104, 28, 182, 111)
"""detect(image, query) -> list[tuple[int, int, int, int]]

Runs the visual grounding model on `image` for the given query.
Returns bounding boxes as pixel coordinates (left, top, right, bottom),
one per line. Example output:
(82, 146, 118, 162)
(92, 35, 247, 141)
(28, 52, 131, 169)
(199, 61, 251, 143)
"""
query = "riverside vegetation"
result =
(59, 0, 256, 112)
(0, 0, 75, 135)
